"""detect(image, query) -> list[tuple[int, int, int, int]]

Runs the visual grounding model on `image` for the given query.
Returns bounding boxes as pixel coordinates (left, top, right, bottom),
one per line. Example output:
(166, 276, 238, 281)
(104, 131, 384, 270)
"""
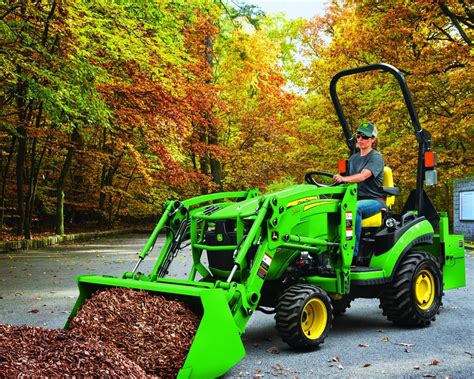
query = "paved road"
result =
(0, 234, 473, 378)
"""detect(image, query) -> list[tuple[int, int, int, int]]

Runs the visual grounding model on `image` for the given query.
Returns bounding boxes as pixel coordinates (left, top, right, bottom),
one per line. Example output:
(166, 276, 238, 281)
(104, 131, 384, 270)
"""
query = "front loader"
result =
(66, 64, 466, 378)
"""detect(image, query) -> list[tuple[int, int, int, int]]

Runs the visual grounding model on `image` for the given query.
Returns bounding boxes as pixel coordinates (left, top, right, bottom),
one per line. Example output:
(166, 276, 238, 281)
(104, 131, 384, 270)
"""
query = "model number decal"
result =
(346, 211, 353, 240)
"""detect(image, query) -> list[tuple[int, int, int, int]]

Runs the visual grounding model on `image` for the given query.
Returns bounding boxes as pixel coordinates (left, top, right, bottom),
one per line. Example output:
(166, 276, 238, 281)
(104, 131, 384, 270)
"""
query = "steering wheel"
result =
(304, 171, 341, 187)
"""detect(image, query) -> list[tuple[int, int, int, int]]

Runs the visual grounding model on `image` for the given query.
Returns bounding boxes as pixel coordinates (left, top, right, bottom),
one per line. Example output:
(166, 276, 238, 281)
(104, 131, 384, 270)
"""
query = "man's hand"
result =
(333, 174, 345, 183)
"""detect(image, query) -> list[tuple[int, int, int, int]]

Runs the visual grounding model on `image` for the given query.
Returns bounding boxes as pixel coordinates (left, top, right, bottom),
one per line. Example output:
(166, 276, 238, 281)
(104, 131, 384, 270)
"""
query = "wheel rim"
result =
(301, 298, 327, 339)
(414, 269, 436, 310)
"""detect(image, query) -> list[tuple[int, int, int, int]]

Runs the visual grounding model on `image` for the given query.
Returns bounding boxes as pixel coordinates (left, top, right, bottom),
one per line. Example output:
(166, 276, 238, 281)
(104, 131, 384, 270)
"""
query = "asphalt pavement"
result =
(0, 234, 473, 378)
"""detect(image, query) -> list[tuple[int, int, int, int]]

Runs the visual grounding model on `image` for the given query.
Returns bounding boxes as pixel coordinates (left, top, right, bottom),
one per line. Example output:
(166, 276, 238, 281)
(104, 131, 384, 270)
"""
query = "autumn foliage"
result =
(0, 0, 472, 239)
(298, 0, 473, 215)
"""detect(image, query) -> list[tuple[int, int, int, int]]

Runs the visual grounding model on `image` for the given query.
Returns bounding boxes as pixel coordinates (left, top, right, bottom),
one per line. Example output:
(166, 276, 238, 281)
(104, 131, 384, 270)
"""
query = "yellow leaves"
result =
(217, 27, 281, 98)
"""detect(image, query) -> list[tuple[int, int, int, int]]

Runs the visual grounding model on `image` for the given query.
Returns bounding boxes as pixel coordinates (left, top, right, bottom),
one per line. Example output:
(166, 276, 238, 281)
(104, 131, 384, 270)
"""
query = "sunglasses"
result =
(356, 134, 372, 140)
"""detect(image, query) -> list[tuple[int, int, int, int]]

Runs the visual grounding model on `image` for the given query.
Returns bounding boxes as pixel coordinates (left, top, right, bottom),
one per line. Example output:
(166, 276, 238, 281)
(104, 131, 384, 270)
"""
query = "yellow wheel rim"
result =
(301, 298, 327, 340)
(414, 269, 436, 310)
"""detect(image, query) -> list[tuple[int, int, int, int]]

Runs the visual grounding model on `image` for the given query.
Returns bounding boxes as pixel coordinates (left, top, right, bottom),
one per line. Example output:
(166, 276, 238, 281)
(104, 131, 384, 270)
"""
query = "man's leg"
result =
(354, 199, 384, 258)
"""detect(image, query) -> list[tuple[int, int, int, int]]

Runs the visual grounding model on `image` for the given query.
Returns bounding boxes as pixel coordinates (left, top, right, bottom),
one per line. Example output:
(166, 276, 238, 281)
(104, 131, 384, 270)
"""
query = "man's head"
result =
(356, 122, 378, 138)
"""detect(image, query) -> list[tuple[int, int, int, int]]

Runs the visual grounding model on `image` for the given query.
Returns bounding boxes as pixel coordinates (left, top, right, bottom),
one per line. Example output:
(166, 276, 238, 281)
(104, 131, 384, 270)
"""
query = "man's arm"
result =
(333, 169, 372, 184)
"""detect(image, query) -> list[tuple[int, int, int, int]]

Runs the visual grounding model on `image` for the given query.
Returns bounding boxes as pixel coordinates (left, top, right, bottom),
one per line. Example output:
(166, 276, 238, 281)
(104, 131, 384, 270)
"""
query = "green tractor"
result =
(66, 64, 466, 378)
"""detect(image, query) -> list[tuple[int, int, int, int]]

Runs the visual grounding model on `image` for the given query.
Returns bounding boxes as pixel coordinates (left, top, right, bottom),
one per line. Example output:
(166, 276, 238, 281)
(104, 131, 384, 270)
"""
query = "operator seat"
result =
(361, 167, 399, 228)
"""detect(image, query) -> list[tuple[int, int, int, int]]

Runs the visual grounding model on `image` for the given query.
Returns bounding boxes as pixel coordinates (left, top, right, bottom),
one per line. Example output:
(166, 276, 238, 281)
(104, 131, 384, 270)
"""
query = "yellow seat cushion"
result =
(361, 212, 382, 228)
(360, 167, 395, 228)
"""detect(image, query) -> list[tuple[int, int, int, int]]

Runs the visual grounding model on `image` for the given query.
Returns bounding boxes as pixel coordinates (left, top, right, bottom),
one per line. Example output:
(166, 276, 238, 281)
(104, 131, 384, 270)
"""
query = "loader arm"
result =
(67, 183, 358, 378)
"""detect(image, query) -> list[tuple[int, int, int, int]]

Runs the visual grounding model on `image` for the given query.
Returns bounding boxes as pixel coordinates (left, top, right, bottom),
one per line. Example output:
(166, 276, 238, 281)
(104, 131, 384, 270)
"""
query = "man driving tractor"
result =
(333, 122, 385, 264)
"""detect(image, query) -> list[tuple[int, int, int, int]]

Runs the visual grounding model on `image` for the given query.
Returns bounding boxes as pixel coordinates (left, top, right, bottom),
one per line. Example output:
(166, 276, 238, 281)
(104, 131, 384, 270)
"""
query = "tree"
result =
(297, 0, 473, 215)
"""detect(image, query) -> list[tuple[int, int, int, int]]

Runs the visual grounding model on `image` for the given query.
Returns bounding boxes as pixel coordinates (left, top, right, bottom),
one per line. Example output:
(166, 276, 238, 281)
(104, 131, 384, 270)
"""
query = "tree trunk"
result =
(24, 137, 36, 240)
(204, 35, 222, 191)
(99, 165, 107, 221)
(99, 152, 123, 228)
(55, 190, 65, 235)
(0, 137, 16, 228)
(15, 127, 26, 236)
(99, 167, 113, 228)
(208, 127, 222, 190)
(199, 128, 209, 195)
(14, 69, 29, 236)
(55, 127, 79, 235)
(98, 127, 109, 226)
(111, 164, 137, 228)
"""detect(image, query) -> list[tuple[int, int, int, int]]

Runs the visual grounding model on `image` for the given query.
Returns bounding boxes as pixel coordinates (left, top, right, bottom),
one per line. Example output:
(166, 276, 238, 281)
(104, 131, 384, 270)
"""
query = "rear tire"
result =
(380, 251, 442, 326)
(275, 284, 332, 349)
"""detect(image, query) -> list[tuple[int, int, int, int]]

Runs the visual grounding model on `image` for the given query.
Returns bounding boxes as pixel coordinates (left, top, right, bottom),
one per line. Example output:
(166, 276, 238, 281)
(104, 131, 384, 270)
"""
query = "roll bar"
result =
(329, 63, 433, 219)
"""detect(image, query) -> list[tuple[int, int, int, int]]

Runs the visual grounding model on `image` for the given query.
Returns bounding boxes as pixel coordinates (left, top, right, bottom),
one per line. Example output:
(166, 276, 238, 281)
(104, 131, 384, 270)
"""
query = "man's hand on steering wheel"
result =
(305, 171, 343, 187)
(333, 174, 345, 184)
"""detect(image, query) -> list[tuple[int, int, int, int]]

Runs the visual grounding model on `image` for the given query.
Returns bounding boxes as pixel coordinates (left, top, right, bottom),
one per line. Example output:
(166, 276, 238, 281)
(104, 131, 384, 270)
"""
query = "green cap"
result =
(356, 122, 378, 138)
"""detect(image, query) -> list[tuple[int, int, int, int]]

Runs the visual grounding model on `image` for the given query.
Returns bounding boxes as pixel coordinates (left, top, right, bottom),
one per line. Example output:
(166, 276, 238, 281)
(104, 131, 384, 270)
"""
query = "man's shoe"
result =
(351, 256, 358, 267)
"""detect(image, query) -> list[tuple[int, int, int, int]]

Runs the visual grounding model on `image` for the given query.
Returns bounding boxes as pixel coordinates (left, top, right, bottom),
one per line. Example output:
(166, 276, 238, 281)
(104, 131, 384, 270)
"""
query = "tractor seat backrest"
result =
(361, 167, 399, 228)
(382, 167, 396, 207)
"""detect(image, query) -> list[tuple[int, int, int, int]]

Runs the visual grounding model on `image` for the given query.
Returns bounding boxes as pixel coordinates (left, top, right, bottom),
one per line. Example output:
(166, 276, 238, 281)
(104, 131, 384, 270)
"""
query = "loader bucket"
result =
(66, 275, 246, 378)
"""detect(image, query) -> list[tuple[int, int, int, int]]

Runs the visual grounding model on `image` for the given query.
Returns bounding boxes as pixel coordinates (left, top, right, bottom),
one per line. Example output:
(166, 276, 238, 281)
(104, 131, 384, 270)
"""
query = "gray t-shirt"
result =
(348, 150, 384, 199)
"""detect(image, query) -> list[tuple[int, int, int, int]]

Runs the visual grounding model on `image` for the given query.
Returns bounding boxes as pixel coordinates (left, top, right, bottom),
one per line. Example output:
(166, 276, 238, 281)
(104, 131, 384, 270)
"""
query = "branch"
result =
(217, 0, 237, 27)
(431, 22, 456, 42)
(459, 0, 474, 24)
(439, 2, 472, 46)
(41, 0, 56, 45)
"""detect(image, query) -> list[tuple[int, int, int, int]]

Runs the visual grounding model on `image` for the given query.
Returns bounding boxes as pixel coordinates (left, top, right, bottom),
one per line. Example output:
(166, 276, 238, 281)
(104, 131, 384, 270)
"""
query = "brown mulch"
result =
(69, 287, 200, 378)
(0, 288, 201, 378)
(0, 324, 148, 377)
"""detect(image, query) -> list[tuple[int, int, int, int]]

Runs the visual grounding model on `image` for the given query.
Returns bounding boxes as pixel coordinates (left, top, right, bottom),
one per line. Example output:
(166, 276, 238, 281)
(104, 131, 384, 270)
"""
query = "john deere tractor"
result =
(66, 64, 466, 378)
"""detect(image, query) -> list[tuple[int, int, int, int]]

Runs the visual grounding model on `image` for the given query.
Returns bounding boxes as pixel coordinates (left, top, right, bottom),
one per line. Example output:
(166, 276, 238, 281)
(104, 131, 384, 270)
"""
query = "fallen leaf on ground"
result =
(428, 359, 440, 366)
(271, 363, 287, 375)
(382, 337, 390, 342)
(266, 346, 280, 354)
(362, 363, 372, 368)
(28, 309, 39, 313)
(395, 342, 414, 347)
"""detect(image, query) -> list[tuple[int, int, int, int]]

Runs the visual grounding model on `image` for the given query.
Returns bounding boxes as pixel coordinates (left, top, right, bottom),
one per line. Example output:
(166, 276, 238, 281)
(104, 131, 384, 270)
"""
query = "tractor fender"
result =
(370, 218, 434, 279)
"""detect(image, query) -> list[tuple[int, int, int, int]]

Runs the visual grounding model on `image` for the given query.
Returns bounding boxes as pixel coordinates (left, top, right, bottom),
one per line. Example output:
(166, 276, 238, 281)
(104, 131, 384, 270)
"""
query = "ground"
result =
(0, 234, 473, 378)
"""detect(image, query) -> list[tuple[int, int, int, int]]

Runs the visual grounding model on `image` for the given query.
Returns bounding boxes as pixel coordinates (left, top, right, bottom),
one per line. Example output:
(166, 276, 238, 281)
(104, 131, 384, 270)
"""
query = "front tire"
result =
(380, 251, 442, 326)
(331, 295, 352, 316)
(275, 284, 332, 349)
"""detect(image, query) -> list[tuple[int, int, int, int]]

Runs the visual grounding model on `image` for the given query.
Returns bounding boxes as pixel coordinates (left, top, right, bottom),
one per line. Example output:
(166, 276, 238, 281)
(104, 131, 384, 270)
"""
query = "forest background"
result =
(0, 0, 472, 240)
